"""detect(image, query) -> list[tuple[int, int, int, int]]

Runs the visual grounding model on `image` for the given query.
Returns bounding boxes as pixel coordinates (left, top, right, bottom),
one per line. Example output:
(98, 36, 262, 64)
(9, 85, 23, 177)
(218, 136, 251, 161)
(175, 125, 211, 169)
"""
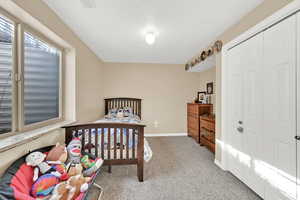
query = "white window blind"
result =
(24, 32, 60, 125)
(0, 16, 13, 134)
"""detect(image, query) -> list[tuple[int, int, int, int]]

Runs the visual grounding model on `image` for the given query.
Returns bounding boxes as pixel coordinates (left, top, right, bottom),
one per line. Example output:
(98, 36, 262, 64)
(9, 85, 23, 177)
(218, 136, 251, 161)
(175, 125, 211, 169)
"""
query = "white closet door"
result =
(263, 14, 297, 200)
(297, 12, 300, 200)
(226, 42, 246, 182)
(242, 33, 265, 198)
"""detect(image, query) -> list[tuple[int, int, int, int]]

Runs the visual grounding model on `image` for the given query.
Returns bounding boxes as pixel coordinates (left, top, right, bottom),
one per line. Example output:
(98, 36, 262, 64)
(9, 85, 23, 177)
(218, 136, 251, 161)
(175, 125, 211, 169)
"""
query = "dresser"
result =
(187, 103, 212, 143)
(200, 115, 215, 153)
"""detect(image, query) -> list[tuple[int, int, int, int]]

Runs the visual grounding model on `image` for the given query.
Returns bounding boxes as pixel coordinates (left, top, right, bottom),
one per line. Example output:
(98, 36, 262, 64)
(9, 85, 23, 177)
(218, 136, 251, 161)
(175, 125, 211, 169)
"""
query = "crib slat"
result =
(126, 128, 129, 159)
(88, 129, 92, 153)
(114, 128, 117, 159)
(108, 128, 111, 160)
(120, 128, 123, 159)
(101, 128, 104, 159)
(132, 129, 135, 159)
(81, 129, 85, 152)
(95, 128, 98, 157)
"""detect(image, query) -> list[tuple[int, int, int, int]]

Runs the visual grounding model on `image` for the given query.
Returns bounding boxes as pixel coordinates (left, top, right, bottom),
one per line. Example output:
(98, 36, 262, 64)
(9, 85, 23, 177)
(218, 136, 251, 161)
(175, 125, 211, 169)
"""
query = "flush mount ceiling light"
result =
(145, 32, 156, 45)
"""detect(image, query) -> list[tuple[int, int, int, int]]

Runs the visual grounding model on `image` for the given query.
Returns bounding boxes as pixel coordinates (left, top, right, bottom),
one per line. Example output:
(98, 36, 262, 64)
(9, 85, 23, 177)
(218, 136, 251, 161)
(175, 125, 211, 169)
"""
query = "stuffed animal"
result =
(81, 155, 103, 177)
(50, 174, 91, 200)
(26, 151, 52, 182)
(66, 138, 84, 177)
(31, 173, 60, 198)
(46, 143, 70, 181)
(67, 138, 82, 164)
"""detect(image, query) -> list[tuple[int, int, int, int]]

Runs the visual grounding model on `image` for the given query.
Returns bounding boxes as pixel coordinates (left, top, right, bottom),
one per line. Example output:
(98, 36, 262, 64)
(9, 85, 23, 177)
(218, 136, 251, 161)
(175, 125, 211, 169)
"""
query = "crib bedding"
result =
(75, 116, 152, 162)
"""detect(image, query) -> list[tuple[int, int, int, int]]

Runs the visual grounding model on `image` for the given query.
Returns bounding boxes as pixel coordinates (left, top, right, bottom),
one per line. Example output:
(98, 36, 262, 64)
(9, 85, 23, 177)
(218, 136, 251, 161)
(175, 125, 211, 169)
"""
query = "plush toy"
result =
(67, 138, 82, 164)
(26, 151, 52, 182)
(67, 138, 103, 177)
(81, 155, 103, 177)
(50, 174, 91, 200)
(31, 173, 60, 198)
(66, 138, 84, 177)
(45, 143, 70, 181)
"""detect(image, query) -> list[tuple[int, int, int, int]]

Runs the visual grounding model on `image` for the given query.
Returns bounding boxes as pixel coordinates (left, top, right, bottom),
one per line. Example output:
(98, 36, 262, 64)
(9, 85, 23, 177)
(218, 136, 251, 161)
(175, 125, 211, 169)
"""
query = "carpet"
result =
(87, 136, 262, 200)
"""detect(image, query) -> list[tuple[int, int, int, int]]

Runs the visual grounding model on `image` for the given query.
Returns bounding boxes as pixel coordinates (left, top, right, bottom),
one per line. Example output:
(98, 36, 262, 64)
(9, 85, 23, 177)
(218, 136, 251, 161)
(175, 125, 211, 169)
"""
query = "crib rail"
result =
(62, 122, 145, 181)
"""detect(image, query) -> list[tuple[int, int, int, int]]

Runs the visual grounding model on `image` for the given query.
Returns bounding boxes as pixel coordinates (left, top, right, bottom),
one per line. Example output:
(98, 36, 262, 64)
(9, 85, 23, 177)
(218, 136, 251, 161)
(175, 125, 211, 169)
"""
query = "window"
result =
(0, 13, 63, 135)
(23, 32, 61, 125)
(0, 16, 14, 134)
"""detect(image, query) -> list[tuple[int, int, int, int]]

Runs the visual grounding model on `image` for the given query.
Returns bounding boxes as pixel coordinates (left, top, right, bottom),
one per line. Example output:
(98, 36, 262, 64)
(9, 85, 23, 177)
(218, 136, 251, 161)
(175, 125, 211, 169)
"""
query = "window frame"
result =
(0, 8, 65, 137)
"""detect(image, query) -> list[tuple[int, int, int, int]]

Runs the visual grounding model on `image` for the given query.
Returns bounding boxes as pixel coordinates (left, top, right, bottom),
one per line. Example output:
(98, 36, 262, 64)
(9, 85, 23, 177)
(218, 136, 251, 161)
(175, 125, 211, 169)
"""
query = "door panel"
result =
(263, 15, 297, 200)
(242, 33, 265, 198)
(297, 12, 300, 200)
(226, 43, 245, 182)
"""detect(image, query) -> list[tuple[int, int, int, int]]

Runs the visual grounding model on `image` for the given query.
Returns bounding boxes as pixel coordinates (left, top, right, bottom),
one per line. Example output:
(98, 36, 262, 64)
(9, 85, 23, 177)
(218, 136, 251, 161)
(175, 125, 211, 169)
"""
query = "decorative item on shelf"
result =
(214, 40, 223, 52)
(206, 82, 214, 94)
(207, 47, 214, 56)
(200, 51, 207, 61)
(185, 40, 223, 71)
(185, 63, 191, 71)
(197, 91, 206, 104)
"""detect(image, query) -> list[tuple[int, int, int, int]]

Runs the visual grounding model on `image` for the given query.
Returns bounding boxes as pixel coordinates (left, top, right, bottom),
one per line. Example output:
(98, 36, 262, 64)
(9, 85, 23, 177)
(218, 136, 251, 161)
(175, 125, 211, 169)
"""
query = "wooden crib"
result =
(63, 98, 145, 182)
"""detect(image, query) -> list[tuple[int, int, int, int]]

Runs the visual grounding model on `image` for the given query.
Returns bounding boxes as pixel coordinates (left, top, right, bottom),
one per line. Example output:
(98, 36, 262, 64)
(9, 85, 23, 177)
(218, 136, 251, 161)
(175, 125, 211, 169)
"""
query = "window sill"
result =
(0, 120, 76, 153)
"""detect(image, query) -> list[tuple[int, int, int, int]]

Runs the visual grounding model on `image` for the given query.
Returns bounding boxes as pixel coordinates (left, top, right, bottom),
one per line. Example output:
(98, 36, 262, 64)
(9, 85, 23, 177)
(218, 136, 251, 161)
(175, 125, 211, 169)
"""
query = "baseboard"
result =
(214, 159, 225, 170)
(145, 133, 188, 137)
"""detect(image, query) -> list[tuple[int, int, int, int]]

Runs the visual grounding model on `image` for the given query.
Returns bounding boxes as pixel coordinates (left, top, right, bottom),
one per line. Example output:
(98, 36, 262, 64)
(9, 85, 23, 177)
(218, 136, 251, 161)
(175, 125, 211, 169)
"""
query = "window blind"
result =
(0, 16, 13, 134)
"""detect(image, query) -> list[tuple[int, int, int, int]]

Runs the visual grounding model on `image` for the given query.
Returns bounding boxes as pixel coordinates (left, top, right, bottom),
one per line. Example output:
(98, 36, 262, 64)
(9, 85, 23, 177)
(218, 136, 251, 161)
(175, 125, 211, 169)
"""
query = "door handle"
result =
(295, 136, 300, 141)
(237, 126, 244, 133)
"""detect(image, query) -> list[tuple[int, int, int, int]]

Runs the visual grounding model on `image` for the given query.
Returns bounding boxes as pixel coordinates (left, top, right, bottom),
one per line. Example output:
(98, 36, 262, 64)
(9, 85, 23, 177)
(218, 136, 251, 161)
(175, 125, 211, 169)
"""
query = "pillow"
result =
(108, 108, 118, 117)
(123, 107, 133, 117)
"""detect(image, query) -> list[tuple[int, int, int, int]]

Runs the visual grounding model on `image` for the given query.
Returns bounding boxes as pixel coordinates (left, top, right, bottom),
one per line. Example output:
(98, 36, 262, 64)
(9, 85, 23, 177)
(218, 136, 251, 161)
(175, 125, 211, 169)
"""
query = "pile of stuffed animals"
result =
(25, 138, 103, 200)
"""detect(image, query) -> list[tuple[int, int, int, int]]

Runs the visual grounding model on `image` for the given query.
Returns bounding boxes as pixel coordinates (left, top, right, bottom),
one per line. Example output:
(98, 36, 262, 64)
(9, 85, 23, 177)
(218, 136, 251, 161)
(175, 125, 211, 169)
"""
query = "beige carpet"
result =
(87, 137, 262, 200)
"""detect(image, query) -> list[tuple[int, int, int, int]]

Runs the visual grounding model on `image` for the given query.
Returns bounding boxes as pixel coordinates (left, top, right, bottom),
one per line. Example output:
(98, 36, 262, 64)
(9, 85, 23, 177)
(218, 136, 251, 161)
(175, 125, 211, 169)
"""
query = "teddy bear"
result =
(45, 143, 70, 181)
(49, 174, 91, 200)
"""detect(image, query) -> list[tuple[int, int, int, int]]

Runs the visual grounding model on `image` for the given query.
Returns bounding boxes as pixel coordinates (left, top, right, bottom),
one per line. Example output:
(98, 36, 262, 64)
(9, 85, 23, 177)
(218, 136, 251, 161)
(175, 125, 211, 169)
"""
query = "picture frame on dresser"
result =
(197, 92, 206, 104)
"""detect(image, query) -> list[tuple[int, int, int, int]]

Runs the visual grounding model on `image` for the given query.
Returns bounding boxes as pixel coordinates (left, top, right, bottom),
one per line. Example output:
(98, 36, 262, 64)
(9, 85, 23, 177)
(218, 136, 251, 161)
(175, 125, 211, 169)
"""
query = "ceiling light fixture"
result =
(145, 32, 156, 45)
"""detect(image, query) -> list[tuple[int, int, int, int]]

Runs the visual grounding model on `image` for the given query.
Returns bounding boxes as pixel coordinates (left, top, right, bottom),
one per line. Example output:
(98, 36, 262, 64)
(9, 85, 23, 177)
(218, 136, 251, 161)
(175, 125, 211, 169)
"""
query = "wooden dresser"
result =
(200, 115, 215, 153)
(187, 103, 212, 143)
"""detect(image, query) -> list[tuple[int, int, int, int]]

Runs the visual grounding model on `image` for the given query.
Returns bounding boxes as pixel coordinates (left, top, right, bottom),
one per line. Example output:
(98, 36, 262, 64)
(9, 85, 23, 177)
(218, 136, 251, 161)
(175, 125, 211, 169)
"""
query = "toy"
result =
(67, 138, 82, 164)
(26, 151, 52, 182)
(30, 173, 60, 198)
(81, 155, 103, 177)
(50, 174, 91, 200)
(46, 143, 70, 180)
(66, 138, 84, 177)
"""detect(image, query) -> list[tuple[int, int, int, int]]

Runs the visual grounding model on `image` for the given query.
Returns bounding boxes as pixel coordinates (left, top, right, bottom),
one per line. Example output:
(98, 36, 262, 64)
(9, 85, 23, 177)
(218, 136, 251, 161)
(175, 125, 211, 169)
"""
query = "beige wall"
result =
(0, 0, 106, 174)
(103, 63, 202, 133)
(215, 0, 292, 162)
(197, 67, 216, 113)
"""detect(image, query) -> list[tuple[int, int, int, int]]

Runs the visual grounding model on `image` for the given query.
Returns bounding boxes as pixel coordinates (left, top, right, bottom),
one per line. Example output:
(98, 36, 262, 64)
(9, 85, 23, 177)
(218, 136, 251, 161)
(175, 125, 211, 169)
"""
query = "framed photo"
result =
(197, 92, 206, 104)
(207, 82, 214, 94)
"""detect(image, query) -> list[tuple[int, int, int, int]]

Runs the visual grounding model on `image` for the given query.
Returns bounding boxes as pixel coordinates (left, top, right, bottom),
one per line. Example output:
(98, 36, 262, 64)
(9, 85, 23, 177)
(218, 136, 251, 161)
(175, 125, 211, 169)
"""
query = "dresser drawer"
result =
(200, 120, 215, 132)
(188, 116, 199, 129)
(187, 104, 199, 115)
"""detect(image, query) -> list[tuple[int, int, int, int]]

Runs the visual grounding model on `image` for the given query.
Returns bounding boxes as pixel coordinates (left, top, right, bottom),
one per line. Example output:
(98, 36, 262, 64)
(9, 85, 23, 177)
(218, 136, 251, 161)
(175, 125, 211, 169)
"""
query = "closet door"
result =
(297, 12, 300, 200)
(242, 33, 265, 198)
(263, 14, 297, 200)
(226, 42, 245, 182)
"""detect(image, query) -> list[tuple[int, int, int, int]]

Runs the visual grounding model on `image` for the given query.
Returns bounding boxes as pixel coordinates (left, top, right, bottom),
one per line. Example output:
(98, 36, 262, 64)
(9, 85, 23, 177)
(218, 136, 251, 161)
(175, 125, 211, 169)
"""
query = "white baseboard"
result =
(214, 159, 225, 170)
(145, 133, 188, 137)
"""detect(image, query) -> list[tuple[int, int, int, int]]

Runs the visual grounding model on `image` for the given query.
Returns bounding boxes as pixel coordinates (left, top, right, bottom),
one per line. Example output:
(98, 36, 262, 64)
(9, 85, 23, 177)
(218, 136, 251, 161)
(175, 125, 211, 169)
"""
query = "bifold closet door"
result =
(226, 33, 265, 198)
(297, 12, 300, 200)
(262, 14, 297, 200)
